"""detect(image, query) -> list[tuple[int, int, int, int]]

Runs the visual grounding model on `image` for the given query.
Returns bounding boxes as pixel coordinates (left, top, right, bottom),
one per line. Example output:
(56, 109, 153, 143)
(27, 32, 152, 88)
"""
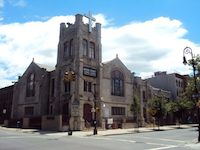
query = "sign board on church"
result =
(83, 67, 97, 77)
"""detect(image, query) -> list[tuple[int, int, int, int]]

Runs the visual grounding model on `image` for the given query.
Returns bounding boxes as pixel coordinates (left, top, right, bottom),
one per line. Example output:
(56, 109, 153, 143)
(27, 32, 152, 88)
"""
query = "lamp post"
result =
(183, 46, 200, 142)
(93, 83, 98, 135)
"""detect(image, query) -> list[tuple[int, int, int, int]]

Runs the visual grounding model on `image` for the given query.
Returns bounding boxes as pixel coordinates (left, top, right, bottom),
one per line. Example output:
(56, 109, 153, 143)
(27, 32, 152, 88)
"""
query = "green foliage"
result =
(166, 97, 194, 120)
(165, 101, 177, 113)
(187, 54, 200, 91)
(130, 95, 140, 123)
(174, 97, 192, 111)
(195, 54, 200, 69)
(179, 97, 194, 110)
(130, 95, 140, 114)
(184, 78, 196, 99)
(183, 77, 200, 111)
(184, 54, 200, 107)
(188, 54, 200, 68)
(148, 97, 166, 119)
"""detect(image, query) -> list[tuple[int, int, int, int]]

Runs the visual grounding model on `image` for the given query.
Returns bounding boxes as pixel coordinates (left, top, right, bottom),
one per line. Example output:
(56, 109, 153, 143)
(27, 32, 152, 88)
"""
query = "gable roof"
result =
(102, 55, 131, 72)
(35, 63, 55, 72)
(102, 54, 119, 65)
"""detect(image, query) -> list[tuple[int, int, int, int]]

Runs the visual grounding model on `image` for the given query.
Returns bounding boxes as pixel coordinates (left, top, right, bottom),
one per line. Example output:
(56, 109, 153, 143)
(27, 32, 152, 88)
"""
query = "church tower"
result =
(55, 14, 102, 130)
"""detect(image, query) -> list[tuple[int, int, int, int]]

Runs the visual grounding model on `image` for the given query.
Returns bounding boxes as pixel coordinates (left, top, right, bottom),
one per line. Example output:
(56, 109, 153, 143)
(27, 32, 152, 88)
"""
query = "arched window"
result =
(83, 39, 88, 56)
(111, 70, 124, 96)
(69, 39, 73, 56)
(64, 41, 69, 57)
(89, 42, 95, 59)
(64, 39, 73, 57)
(26, 73, 35, 97)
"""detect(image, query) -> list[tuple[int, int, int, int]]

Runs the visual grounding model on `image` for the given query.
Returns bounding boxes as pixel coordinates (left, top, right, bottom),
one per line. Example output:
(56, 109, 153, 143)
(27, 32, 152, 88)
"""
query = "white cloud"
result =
(0, 15, 75, 87)
(101, 16, 199, 78)
(0, 14, 199, 88)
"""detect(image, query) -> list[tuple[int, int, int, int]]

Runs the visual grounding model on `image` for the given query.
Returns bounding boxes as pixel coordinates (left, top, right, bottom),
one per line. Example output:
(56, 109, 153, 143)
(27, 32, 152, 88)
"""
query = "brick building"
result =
(0, 85, 14, 124)
(146, 71, 186, 100)
(11, 14, 134, 130)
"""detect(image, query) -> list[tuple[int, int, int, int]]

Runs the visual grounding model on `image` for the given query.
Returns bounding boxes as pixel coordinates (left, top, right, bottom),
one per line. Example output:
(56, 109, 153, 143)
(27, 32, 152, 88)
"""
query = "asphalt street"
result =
(0, 127, 199, 150)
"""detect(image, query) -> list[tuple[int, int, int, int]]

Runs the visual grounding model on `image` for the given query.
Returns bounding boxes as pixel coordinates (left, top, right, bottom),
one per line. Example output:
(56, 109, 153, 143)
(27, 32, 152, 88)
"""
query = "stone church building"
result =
(11, 13, 139, 131)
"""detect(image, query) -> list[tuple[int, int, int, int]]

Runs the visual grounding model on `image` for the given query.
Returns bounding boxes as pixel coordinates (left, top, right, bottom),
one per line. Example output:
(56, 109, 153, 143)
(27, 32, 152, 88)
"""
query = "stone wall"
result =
(41, 115, 62, 131)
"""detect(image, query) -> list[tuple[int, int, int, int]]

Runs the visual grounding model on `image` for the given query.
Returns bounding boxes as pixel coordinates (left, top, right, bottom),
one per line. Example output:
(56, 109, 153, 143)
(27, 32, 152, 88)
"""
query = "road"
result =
(0, 127, 199, 150)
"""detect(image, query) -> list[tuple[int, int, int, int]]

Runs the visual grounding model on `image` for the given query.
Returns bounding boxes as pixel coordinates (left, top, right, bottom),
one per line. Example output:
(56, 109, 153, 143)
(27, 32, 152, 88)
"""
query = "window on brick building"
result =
(84, 81, 92, 92)
(64, 39, 73, 57)
(89, 42, 95, 59)
(83, 39, 88, 56)
(111, 70, 124, 96)
(111, 107, 125, 115)
(26, 73, 35, 97)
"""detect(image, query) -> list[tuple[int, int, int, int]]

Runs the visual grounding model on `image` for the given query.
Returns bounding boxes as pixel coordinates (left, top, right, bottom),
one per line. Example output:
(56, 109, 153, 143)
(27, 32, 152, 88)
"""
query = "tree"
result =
(186, 54, 200, 95)
(182, 54, 200, 123)
(195, 54, 200, 75)
(148, 96, 166, 130)
(166, 97, 193, 128)
(130, 95, 140, 131)
(183, 75, 200, 120)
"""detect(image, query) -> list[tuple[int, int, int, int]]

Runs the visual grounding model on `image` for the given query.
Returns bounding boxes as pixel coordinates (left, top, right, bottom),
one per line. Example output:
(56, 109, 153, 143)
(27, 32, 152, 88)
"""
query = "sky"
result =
(0, 0, 200, 88)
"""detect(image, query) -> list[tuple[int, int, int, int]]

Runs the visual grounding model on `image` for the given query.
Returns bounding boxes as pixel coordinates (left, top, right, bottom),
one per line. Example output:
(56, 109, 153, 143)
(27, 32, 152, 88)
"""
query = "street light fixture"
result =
(93, 83, 98, 135)
(183, 46, 200, 142)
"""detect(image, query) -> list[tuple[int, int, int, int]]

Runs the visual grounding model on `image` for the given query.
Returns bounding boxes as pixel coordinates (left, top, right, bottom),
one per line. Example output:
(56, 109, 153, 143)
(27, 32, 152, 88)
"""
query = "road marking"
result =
(79, 136, 136, 143)
(78, 136, 180, 149)
(86, 136, 179, 149)
(115, 139, 136, 143)
(146, 145, 178, 150)
(146, 142, 172, 147)
(125, 136, 185, 143)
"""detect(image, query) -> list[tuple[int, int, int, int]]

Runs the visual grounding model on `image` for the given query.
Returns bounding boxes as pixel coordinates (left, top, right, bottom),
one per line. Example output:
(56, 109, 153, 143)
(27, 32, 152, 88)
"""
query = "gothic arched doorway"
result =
(83, 103, 92, 128)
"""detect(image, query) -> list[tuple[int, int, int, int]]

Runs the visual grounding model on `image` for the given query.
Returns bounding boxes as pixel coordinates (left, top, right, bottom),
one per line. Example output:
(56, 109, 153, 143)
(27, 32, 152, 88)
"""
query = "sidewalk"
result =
(72, 124, 197, 136)
(1, 124, 200, 149)
(0, 124, 197, 136)
(41, 124, 200, 149)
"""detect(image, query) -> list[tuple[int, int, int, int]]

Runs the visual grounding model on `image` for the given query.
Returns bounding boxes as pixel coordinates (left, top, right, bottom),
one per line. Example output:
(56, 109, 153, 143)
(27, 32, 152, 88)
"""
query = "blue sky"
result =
(2, 0, 199, 43)
(0, 0, 200, 87)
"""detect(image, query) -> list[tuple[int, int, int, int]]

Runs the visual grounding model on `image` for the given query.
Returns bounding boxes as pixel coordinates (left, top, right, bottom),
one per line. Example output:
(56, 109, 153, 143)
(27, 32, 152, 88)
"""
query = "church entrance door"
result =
(83, 103, 92, 128)
(62, 103, 69, 125)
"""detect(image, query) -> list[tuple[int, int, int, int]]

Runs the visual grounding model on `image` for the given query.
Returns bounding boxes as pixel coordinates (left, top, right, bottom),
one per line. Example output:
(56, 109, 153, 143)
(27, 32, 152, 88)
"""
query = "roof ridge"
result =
(35, 62, 55, 72)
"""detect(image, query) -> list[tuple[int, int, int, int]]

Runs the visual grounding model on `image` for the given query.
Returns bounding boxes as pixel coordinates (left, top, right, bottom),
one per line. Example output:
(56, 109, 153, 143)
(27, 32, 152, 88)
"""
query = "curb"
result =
(0, 124, 197, 137)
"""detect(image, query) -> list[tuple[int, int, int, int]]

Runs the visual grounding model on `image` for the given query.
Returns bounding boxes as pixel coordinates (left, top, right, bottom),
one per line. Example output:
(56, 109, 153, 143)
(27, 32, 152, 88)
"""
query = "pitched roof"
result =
(102, 55, 131, 72)
(35, 63, 55, 72)
(102, 54, 119, 65)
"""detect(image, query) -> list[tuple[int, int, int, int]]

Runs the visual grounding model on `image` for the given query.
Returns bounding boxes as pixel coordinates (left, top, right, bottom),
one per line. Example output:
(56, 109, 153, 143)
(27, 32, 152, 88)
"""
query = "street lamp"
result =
(69, 68, 98, 134)
(183, 46, 200, 142)
(93, 83, 98, 135)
